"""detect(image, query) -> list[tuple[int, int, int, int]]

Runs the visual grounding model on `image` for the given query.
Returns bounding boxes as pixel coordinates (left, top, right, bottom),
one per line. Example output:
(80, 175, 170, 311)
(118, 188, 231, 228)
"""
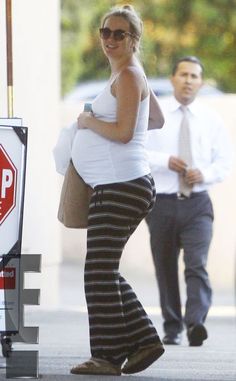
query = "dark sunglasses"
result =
(99, 27, 135, 41)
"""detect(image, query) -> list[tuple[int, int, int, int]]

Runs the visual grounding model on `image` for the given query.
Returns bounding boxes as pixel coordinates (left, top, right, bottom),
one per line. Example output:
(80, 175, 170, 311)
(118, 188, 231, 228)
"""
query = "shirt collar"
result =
(169, 96, 200, 116)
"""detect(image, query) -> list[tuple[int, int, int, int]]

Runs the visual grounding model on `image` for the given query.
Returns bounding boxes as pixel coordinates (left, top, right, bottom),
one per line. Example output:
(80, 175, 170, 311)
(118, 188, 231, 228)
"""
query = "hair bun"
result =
(122, 4, 135, 12)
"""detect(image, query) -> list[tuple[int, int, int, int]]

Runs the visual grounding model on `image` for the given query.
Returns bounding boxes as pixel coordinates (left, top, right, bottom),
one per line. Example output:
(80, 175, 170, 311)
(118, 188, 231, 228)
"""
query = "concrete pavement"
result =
(0, 262, 236, 380)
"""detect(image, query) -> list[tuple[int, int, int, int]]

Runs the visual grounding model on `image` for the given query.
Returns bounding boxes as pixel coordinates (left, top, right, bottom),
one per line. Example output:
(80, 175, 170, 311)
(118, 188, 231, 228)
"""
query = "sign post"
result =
(6, 0, 14, 118)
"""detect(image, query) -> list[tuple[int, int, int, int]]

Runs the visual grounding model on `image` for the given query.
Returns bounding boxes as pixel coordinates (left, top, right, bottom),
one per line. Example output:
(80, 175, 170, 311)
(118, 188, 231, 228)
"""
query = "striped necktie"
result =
(178, 106, 193, 197)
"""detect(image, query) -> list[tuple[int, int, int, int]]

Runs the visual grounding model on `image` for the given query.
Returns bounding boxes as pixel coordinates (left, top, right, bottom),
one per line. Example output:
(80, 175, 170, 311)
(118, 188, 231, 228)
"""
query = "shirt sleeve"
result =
(147, 150, 170, 173)
(200, 120, 233, 185)
(145, 130, 171, 173)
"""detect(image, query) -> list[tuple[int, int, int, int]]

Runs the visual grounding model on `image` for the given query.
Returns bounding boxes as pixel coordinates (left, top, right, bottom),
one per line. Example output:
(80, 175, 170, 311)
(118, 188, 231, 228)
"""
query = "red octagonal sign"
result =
(0, 144, 17, 225)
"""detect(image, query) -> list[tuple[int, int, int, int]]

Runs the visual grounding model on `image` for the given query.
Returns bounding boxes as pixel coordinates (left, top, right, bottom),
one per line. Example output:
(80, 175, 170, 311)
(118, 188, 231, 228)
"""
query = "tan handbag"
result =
(57, 161, 93, 228)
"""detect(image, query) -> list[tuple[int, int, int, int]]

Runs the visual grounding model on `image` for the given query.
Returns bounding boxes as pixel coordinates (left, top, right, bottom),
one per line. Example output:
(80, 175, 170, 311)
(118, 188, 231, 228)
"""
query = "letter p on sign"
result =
(0, 145, 17, 225)
(1, 169, 13, 198)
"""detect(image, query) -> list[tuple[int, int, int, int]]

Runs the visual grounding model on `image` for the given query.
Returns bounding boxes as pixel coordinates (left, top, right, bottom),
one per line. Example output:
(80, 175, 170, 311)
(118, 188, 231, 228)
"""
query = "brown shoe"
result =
(70, 357, 121, 376)
(122, 342, 165, 374)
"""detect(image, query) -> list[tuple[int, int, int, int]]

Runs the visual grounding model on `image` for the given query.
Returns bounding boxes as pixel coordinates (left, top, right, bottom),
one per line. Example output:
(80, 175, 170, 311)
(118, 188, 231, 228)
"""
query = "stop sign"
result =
(0, 144, 17, 225)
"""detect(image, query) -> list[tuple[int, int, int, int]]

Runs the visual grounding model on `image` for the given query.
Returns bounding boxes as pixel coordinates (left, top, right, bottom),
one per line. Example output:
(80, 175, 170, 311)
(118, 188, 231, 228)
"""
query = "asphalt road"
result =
(0, 263, 235, 380)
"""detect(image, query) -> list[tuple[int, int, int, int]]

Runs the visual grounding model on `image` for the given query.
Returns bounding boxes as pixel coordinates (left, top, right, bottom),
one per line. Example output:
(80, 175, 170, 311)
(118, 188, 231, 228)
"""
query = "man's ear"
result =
(199, 78, 204, 88)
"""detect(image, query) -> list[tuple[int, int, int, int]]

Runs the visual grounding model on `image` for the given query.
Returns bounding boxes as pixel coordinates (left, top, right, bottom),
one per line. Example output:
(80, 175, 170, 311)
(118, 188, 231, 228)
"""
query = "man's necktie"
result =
(178, 106, 193, 197)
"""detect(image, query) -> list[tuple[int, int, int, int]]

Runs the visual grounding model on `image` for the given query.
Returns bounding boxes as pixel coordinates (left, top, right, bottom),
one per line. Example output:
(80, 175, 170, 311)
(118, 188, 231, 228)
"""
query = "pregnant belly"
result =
(71, 129, 110, 180)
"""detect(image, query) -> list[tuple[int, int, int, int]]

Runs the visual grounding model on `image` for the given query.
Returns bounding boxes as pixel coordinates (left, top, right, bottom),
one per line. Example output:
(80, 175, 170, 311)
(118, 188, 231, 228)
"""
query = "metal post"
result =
(6, 0, 13, 118)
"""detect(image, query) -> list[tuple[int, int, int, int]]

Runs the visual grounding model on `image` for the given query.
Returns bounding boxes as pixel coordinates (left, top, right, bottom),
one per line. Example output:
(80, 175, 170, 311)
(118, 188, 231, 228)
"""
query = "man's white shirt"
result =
(146, 96, 233, 194)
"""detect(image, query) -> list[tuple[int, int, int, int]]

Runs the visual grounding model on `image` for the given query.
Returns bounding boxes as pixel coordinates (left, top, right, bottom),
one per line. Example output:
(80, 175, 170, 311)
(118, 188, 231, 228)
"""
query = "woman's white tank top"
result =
(71, 77, 150, 188)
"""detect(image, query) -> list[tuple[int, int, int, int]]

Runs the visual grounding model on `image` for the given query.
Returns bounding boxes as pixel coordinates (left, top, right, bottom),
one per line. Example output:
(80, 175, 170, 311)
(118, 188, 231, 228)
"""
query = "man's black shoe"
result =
(162, 333, 182, 345)
(187, 324, 208, 346)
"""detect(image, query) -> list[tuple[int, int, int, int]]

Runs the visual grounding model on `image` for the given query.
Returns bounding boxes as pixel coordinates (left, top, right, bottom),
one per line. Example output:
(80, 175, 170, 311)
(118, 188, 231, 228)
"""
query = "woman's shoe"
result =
(122, 342, 164, 374)
(70, 357, 121, 376)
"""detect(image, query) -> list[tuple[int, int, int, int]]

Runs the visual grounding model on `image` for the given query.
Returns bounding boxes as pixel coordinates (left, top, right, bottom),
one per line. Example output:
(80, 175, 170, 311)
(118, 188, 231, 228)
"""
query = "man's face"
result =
(171, 61, 203, 105)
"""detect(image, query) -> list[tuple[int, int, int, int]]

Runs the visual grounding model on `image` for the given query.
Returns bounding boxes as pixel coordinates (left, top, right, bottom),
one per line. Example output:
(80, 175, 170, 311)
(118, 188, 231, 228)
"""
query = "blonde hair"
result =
(101, 4, 143, 53)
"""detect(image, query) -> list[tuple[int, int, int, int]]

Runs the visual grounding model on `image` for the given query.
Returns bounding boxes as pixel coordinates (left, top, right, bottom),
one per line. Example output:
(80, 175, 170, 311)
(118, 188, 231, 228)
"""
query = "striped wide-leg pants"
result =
(84, 174, 162, 366)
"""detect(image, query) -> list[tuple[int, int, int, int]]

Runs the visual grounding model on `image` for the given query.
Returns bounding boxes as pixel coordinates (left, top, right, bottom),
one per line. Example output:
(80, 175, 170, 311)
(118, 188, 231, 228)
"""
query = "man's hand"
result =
(185, 169, 204, 184)
(169, 157, 204, 184)
(168, 156, 187, 173)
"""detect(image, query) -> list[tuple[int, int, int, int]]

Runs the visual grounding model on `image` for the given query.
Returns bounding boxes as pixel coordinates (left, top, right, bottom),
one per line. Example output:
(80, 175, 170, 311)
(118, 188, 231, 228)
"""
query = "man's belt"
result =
(157, 191, 207, 200)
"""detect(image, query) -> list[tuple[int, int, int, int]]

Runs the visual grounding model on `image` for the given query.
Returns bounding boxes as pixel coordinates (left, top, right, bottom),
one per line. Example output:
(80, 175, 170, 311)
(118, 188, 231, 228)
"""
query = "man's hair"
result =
(172, 56, 204, 76)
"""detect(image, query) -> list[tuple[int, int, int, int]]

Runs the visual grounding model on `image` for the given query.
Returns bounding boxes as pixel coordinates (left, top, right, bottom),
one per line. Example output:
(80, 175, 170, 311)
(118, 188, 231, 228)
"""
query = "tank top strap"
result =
(142, 74, 149, 93)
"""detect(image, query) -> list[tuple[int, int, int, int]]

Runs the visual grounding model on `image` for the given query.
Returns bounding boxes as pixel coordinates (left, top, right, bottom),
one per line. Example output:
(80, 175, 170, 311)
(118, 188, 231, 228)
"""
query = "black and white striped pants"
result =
(85, 174, 161, 365)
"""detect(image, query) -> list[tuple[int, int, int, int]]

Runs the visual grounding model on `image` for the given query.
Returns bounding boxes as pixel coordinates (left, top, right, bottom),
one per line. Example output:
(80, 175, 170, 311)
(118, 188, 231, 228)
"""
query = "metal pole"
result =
(6, 0, 13, 117)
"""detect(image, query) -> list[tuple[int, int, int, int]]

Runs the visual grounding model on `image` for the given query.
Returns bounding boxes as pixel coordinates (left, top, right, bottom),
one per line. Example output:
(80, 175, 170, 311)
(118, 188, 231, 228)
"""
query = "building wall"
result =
(0, 0, 61, 305)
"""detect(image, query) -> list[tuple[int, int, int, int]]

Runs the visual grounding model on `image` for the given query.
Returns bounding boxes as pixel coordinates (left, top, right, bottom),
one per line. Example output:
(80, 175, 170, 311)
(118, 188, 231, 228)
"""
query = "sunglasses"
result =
(99, 27, 135, 41)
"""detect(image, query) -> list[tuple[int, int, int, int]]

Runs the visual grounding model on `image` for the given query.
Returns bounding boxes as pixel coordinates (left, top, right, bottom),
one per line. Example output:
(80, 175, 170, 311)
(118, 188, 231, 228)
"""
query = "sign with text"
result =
(0, 145, 17, 224)
(0, 267, 16, 289)
(0, 119, 27, 256)
(0, 119, 27, 334)
(0, 256, 20, 333)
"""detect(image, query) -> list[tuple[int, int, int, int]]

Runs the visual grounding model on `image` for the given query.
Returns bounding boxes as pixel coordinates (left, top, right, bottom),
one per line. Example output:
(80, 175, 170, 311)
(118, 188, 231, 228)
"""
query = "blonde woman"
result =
(70, 4, 164, 376)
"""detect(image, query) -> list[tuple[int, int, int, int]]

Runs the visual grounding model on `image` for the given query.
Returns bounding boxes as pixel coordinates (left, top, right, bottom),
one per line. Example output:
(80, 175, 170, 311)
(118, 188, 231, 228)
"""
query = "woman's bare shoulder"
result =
(118, 65, 144, 80)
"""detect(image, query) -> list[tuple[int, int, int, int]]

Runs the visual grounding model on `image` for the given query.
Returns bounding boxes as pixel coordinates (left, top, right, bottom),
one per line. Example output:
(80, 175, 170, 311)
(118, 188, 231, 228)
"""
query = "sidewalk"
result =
(0, 262, 236, 380)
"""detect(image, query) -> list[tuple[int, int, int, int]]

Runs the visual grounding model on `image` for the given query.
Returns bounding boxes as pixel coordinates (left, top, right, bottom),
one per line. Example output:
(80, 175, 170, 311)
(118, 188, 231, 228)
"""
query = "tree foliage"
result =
(61, 0, 236, 95)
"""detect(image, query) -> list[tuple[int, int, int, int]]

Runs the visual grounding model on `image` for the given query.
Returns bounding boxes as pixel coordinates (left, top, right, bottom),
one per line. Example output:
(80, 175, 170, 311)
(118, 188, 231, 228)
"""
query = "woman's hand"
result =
(77, 112, 91, 129)
(75, 67, 146, 143)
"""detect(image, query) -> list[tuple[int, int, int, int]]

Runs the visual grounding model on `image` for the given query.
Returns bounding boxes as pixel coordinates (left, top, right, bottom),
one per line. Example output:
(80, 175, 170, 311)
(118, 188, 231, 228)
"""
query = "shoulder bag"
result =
(57, 161, 93, 228)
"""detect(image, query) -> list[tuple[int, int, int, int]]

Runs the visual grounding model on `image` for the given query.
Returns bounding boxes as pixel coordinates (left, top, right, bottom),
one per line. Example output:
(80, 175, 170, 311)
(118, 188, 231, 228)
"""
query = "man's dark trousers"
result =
(146, 191, 213, 335)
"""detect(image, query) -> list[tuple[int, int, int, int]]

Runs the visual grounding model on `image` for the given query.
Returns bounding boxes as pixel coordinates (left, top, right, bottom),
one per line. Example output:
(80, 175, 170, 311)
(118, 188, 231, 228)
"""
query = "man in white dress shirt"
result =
(146, 56, 232, 346)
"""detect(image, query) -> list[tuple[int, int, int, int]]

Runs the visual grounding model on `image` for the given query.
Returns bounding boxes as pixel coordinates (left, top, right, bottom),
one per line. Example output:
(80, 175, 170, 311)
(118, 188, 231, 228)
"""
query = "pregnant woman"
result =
(70, 4, 164, 376)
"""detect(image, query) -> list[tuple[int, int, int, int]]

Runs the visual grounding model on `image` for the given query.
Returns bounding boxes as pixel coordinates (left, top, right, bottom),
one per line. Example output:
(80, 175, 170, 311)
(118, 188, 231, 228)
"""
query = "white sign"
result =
(0, 119, 27, 333)
(0, 118, 27, 255)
